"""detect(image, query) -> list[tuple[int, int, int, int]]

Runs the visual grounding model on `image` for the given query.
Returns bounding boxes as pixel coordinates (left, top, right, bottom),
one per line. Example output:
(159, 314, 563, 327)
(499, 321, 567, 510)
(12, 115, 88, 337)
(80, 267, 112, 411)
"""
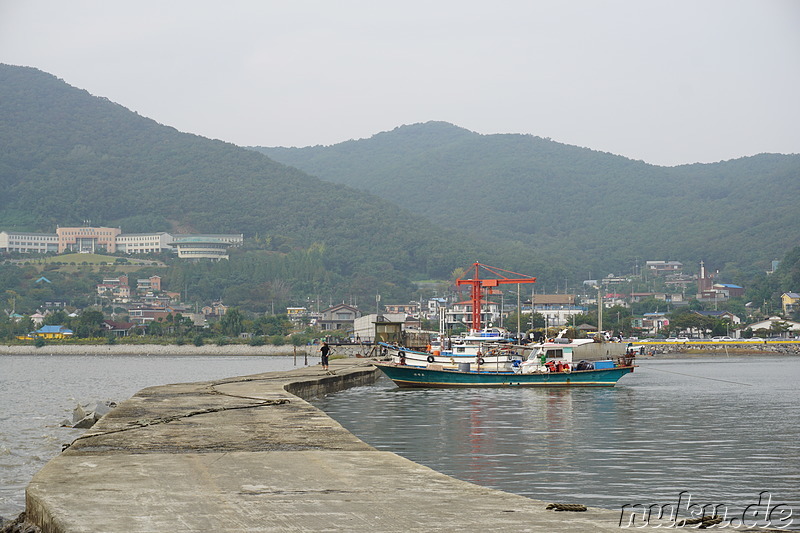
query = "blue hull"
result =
(374, 362, 634, 388)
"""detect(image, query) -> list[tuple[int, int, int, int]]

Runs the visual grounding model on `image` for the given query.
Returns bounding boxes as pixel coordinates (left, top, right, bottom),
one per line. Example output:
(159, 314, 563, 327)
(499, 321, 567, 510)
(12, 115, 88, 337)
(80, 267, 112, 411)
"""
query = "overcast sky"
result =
(1, 0, 798, 166)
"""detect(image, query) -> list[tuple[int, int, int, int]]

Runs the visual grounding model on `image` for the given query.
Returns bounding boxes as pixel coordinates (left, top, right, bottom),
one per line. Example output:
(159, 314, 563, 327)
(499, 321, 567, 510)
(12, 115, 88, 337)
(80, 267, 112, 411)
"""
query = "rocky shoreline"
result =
(638, 343, 800, 356)
(3, 342, 798, 357)
(0, 512, 40, 533)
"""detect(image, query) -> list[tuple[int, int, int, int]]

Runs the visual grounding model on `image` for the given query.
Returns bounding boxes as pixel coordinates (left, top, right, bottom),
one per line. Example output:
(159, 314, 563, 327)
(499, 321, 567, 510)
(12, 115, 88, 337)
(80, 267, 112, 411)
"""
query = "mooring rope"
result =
(644, 366, 753, 386)
(546, 503, 587, 512)
(677, 514, 723, 528)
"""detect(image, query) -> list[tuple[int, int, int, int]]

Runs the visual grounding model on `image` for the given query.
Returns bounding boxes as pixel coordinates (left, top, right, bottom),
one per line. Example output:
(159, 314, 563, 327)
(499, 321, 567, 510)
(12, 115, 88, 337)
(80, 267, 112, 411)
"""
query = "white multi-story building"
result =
(525, 294, 586, 327)
(645, 260, 683, 275)
(444, 300, 501, 330)
(115, 233, 173, 254)
(0, 231, 59, 253)
(0, 226, 243, 259)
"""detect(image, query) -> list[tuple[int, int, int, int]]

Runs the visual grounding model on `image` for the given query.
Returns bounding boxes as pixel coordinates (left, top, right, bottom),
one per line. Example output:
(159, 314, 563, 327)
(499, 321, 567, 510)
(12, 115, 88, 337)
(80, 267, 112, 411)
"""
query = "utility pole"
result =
(597, 285, 603, 335)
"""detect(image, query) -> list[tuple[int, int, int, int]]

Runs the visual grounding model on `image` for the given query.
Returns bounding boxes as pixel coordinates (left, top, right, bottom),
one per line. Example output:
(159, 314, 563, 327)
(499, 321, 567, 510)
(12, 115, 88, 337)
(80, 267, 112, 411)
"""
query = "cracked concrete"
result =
(25, 359, 690, 532)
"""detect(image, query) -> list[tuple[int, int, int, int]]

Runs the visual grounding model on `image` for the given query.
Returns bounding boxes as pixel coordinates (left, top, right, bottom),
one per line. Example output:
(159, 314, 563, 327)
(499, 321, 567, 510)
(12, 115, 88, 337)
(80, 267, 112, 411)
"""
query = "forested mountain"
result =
(2, 63, 798, 315)
(254, 122, 800, 279)
(0, 65, 507, 306)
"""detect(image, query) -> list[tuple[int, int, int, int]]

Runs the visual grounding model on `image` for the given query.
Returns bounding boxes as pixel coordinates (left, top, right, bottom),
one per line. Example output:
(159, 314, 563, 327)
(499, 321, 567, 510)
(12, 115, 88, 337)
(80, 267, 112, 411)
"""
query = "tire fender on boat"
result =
(477, 357, 485, 365)
(426, 355, 435, 363)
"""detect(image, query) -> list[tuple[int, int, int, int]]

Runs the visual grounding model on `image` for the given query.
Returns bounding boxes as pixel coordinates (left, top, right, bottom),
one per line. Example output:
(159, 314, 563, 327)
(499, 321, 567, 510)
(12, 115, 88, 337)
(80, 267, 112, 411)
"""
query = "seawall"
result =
(638, 341, 800, 356)
(24, 359, 675, 531)
(0, 343, 370, 357)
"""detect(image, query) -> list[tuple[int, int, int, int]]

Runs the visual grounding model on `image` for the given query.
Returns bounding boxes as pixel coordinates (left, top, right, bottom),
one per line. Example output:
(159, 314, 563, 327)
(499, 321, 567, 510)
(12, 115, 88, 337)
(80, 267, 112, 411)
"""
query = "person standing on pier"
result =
(320, 342, 330, 371)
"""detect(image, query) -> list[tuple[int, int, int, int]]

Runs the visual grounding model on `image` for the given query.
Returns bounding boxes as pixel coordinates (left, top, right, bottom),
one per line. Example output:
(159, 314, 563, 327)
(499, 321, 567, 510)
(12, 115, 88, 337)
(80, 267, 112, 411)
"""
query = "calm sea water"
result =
(2, 355, 798, 528)
(313, 356, 800, 528)
(0, 354, 303, 519)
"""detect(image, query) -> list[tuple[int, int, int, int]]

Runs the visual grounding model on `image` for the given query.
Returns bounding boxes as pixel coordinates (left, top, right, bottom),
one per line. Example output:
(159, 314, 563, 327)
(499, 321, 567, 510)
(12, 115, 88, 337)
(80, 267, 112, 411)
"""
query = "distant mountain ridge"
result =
(2, 62, 798, 300)
(253, 121, 800, 277)
(0, 64, 490, 296)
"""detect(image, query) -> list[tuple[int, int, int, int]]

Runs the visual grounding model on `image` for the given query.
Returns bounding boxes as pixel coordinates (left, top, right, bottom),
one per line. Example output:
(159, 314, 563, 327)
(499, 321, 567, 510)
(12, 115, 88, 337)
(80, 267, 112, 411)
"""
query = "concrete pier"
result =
(25, 359, 659, 531)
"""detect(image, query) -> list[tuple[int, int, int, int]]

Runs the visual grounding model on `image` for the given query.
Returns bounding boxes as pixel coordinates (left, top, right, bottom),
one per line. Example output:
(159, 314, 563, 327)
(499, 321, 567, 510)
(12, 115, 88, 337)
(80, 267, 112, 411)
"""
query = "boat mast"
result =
(455, 262, 536, 332)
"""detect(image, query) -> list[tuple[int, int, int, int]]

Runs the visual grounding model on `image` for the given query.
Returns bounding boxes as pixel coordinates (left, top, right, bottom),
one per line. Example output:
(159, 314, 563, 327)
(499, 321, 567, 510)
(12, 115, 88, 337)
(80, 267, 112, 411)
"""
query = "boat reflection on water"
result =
(314, 357, 800, 518)
(457, 388, 579, 488)
(378, 384, 631, 493)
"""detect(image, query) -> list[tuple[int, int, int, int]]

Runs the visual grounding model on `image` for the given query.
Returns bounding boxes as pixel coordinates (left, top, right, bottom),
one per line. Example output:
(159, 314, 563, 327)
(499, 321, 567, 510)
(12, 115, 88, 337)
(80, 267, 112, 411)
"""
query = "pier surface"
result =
(27, 359, 656, 532)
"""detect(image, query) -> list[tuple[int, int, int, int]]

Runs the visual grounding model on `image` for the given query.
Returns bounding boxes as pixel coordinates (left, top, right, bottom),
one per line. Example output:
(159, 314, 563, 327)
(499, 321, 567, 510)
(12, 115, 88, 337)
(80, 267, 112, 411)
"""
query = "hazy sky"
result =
(1, 0, 798, 166)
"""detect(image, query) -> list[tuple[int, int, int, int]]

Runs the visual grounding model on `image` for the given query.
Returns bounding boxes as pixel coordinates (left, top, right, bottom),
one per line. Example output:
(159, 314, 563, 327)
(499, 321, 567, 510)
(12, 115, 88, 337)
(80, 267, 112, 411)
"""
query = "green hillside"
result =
(254, 122, 800, 278)
(2, 63, 797, 315)
(0, 65, 510, 307)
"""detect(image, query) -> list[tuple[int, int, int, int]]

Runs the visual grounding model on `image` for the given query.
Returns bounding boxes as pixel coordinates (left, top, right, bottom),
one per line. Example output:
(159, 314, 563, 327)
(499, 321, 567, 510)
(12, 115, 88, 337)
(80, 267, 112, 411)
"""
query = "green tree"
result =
(219, 308, 244, 336)
(44, 310, 69, 325)
(72, 309, 105, 338)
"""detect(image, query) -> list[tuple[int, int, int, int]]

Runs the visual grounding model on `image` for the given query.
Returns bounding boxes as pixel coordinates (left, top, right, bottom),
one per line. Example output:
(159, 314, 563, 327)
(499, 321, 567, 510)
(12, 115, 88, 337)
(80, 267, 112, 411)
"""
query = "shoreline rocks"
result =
(641, 343, 800, 356)
(61, 400, 118, 429)
(0, 512, 41, 533)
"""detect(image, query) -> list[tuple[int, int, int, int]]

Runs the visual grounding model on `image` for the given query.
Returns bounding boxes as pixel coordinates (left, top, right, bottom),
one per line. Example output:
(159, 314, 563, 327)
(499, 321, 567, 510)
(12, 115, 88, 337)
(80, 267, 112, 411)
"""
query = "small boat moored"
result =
(374, 345, 636, 388)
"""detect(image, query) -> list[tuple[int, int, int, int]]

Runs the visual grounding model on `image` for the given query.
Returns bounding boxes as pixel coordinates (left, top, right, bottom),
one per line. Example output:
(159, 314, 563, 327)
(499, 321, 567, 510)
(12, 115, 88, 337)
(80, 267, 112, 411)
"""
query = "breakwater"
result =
(638, 341, 800, 356)
(19, 358, 647, 532)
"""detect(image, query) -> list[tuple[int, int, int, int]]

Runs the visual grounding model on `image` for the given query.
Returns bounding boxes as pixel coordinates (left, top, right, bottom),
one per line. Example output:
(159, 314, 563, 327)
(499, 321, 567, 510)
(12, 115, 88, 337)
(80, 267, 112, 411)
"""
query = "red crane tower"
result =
(455, 262, 537, 332)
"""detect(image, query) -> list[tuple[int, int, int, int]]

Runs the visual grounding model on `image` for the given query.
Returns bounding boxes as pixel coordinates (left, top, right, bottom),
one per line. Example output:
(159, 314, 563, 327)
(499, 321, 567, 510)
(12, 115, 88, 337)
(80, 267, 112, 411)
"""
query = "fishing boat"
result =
(380, 327, 527, 372)
(374, 261, 636, 386)
(529, 334, 631, 362)
(381, 329, 633, 371)
(379, 263, 538, 371)
(374, 345, 636, 388)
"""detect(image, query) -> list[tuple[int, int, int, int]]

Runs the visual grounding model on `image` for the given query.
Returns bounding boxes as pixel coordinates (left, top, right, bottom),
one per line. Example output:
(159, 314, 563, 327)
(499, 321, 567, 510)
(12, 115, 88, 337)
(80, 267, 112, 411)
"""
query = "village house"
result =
(286, 307, 308, 322)
(444, 300, 500, 330)
(128, 305, 187, 325)
(102, 320, 137, 337)
(694, 310, 741, 326)
(781, 292, 799, 316)
(201, 301, 228, 318)
(747, 317, 800, 337)
(631, 312, 669, 336)
(96, 275, 131, 303)
(29, 312, 46, 326)
(645, 260, 683, 275)
(318, 304, 361, 331)
(33, 325, 73, 339)
(352, 313, 405, 343)
(383, 303, 420, 316)
(136, 275, 162, 293)
(525, 294, 585, 327)
(424, 297, 447, 320)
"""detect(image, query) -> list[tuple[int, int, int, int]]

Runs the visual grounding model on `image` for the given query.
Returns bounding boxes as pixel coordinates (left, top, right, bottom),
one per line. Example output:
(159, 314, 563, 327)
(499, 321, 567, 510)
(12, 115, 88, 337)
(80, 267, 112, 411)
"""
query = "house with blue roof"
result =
(34, 325, 74, 339)
(712, 283, 744, 298)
